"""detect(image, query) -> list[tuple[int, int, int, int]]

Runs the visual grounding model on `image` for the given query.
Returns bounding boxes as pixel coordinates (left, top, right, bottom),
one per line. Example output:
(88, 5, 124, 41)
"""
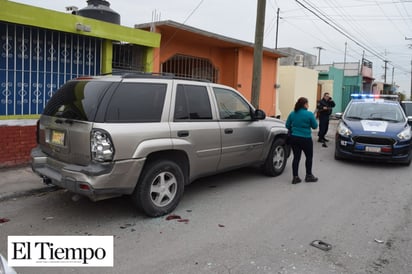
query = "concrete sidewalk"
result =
(0, 165, 57, 202)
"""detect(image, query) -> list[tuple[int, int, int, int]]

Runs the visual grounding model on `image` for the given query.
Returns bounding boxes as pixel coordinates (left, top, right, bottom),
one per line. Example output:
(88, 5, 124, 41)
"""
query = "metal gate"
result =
(342, 85, 359, 110)
(0, 22, 102, 116)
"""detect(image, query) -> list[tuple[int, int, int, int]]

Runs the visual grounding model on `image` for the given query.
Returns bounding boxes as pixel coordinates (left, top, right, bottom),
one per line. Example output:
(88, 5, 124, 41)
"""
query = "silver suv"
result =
(31, 74, 290, 217)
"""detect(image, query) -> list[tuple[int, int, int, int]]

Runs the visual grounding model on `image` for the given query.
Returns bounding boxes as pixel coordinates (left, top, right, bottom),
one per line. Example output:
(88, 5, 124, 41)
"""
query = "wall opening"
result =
(161, 54, 218, 82)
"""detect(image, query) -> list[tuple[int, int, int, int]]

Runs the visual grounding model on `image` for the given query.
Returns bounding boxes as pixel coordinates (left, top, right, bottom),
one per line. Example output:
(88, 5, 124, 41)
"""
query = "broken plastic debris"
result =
(374, 239, 384, 244)
(310, 240, 332, 251)
(218, 224, 225, 227)
(43, 217, 54, 221)
(177, 219, 189, 224)
(120, 223, 133, 229)
(72, 194, 81, 202)
(0, 218, 10, 223)
(166, 214, 181, 221)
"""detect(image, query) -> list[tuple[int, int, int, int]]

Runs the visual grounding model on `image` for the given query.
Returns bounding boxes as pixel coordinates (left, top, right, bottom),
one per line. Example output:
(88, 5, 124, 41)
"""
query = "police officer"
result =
(316, 92, 335, 143)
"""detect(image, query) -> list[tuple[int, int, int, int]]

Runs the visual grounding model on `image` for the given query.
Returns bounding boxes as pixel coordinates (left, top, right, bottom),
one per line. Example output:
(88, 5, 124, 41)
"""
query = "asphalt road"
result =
(1, 128, 412, 274)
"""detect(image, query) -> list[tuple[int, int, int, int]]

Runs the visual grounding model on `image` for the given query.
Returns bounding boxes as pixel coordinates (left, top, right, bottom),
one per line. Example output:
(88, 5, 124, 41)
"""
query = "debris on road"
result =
(166, 214, 181, 220)
(310, 240, 332, 251)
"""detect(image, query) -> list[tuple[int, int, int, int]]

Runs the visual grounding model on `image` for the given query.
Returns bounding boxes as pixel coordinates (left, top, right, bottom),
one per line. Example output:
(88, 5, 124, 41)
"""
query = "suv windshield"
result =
(43, 80, 112, 121)
(344, 101, 405, 122)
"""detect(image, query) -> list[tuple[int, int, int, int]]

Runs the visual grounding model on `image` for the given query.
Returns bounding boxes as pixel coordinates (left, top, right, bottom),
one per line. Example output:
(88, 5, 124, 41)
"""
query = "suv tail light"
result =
(91, 129, 114, 162)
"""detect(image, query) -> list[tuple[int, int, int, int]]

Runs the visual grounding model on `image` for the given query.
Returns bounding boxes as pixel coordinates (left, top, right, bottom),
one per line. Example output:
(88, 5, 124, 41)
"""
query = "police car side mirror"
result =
(335, 112, 343, 119)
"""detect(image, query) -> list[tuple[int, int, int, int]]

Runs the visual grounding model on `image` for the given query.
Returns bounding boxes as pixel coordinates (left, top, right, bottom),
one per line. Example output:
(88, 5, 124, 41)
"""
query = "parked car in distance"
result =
(31, 73, 290, 217)
(401, 101, 412, 125)
(335, 94, 412, 165)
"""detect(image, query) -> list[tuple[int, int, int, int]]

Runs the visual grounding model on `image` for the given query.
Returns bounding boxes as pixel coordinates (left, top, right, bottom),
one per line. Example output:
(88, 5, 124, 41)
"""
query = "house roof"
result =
(1, 0, 160, 47)
(135, 20, 287, 58)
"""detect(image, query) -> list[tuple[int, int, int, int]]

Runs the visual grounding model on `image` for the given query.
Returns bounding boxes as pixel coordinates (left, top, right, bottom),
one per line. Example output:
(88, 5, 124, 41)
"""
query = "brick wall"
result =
(0, 125, 37, 168)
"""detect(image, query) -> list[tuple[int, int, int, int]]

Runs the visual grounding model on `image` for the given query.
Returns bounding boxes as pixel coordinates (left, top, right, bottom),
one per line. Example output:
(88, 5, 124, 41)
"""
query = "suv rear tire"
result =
(263, 139, 287, 177)
(132, 160, 185, 217)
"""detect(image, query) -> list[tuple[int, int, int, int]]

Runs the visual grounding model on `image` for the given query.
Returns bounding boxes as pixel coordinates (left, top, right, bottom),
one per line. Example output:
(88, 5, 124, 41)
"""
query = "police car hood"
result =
(344, 118, 407, 137)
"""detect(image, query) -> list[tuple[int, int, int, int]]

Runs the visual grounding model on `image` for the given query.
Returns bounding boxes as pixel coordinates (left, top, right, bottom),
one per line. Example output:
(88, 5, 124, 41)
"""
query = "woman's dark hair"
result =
(294, 97, 308, 112)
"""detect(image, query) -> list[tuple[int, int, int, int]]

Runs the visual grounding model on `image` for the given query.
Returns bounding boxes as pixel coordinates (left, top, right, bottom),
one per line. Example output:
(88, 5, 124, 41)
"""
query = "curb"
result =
(0, 185, 59, 202)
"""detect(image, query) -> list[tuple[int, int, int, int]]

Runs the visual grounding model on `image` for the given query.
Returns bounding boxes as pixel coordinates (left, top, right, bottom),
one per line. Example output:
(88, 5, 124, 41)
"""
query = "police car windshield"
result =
(344, 101, 405, 122)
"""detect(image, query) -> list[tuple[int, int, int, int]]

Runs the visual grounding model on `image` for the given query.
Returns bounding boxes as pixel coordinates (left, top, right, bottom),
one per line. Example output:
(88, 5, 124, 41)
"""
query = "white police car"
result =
(335, 94, 412, 165)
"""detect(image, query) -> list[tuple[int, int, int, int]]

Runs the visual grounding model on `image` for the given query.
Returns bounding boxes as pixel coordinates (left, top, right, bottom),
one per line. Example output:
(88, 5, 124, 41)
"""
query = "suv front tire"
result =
(263, 139, 287, 176)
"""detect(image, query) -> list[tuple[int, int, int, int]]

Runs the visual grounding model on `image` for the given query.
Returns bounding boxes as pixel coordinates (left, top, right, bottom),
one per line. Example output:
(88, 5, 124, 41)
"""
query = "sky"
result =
(10, 0, 412, 97)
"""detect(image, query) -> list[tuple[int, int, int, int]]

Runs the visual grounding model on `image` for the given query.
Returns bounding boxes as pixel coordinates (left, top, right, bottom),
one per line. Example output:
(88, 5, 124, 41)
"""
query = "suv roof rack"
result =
(121, 72, 210, 82)
(122, 72, 174, 79)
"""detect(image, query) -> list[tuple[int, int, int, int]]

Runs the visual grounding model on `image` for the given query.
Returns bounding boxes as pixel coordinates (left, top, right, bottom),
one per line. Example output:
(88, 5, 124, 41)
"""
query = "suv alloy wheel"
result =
(132, 160, 185, 217)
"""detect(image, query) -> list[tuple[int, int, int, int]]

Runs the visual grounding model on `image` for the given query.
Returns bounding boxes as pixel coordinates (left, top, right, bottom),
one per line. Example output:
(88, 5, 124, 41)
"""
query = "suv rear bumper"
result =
(31, 147, 145, 201)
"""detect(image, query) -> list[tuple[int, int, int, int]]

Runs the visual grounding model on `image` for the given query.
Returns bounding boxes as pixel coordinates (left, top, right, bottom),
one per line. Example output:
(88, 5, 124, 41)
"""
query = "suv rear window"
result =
(105, 82, 167, 122)
(43, 80, 112, 121)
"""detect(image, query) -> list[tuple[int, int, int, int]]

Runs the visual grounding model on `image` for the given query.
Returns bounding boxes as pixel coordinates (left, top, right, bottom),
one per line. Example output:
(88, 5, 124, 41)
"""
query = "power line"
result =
(295, 0, 387, 62)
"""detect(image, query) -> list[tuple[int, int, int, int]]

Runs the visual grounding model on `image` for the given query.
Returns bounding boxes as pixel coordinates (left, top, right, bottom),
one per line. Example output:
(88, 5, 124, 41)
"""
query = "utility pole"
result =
(315, 46, 324, 65)
(407, 37, 412, 97)
(275, 8, 280, 49)
(251, 0, 266, 108)
(383, 60, 388, 84)
(343, 42, 347, 72)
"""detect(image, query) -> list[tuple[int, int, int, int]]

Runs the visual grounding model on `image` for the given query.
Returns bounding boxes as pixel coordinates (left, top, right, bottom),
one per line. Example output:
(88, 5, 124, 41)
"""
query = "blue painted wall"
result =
(0, 22, 101, 116)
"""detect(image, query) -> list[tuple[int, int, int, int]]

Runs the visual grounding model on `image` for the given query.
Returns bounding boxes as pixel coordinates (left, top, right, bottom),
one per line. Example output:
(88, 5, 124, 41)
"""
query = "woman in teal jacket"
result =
(286, 97, 318, 184)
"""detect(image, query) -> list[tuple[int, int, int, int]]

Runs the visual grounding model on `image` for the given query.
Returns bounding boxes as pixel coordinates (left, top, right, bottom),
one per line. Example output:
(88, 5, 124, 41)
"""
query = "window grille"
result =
(161, 54, 218, 82)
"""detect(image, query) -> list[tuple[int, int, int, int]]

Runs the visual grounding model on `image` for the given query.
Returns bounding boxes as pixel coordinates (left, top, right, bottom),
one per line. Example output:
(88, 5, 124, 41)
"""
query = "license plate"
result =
(51, 130, 65, 146)
(365, 146, 380, 153)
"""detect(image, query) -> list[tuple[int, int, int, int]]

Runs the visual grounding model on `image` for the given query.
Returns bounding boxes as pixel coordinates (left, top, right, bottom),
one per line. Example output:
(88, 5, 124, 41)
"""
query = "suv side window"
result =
(174, 84, 213, 121)
(106, 82, 167, 122)
(213, 87, 251, 120)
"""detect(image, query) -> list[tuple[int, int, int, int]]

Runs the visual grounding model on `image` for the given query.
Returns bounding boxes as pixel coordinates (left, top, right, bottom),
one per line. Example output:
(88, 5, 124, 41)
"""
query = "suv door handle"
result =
(177, 130, 189, 137)
(224, 128, 234, 134)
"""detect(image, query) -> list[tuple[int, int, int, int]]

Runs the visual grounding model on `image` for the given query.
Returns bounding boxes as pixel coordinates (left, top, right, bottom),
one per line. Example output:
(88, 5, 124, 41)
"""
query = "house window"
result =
(112, 43, 146, 72)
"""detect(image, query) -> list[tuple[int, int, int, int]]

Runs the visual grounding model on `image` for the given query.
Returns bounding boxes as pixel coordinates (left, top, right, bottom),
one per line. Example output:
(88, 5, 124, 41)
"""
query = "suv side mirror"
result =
(253, 109, 266, 120)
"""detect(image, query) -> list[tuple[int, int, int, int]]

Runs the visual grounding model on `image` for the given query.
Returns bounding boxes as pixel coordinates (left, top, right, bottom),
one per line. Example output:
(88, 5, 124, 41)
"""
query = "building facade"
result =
(136, 20, 286, 117)
(0, 0, 160, 166)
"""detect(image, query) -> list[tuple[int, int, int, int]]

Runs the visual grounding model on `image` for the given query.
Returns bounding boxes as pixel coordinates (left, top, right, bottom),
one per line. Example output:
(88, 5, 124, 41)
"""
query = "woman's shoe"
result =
(305, 174, 318, 182)
(292, 176, 302, 184)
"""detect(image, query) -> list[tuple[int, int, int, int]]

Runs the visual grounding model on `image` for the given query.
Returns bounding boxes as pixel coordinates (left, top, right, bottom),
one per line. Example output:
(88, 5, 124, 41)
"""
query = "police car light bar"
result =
(350, 94, 399, 100)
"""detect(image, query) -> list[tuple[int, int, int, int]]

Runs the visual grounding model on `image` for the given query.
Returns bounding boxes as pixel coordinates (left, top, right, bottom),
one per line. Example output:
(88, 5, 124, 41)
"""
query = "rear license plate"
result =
(365, 146, 380, 153)
(51, 130, 65, 146)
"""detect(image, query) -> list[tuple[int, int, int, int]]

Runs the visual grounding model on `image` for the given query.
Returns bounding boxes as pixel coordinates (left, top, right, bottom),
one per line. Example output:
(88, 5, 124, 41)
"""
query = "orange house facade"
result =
(136, 20, 286, 117)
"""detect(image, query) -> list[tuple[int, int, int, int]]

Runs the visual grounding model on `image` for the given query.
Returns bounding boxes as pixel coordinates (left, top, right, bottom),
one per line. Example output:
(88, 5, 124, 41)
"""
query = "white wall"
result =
(278, 66, 319, 119)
